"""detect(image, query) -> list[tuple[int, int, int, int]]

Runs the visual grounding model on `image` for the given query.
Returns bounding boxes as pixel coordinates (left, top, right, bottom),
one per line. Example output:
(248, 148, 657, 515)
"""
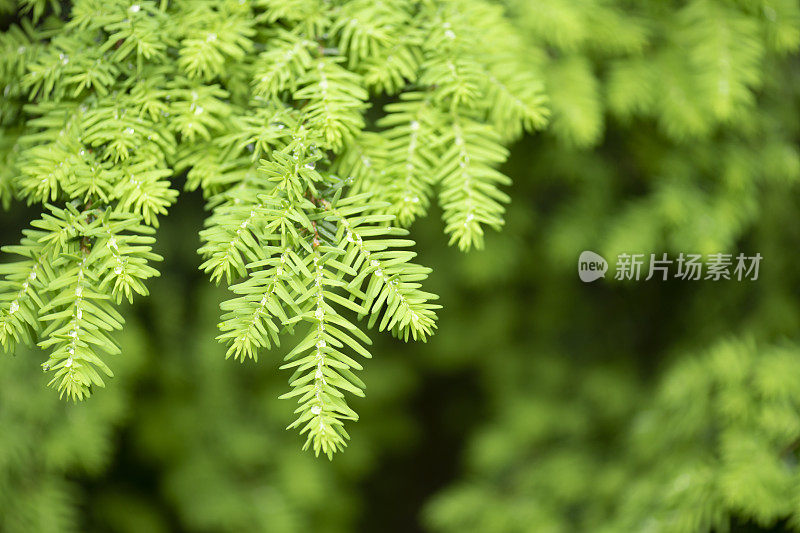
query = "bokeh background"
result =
(3, 0, 800, 532)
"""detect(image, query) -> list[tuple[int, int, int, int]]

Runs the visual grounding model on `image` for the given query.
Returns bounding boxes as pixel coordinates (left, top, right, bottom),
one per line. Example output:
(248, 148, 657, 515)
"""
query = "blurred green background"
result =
(3, 0, 800, 532)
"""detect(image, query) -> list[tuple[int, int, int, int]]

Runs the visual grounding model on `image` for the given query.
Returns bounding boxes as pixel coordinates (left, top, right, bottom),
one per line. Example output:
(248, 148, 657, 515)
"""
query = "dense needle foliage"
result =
(0, 0, 546, 458)
(2, 0, 800, 532)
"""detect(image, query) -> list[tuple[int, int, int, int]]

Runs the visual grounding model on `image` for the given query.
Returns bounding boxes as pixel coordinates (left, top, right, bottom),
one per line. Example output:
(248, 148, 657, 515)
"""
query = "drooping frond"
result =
(0, 0, 551, 457)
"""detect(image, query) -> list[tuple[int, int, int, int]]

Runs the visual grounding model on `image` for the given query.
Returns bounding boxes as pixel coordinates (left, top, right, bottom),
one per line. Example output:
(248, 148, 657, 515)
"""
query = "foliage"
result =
(0, 325, 143, 533)
(0, 0, 546, 457)
(1, 0, 800, 531)
(423, 0, 800, 531)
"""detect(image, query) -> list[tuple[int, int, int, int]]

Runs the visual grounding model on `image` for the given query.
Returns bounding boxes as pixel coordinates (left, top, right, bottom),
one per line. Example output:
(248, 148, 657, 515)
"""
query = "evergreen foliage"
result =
(421, 0, 800, 530)
(0, 325, 143, 533)
(0, 0, 547, 456)
(2, 0, 800, 531)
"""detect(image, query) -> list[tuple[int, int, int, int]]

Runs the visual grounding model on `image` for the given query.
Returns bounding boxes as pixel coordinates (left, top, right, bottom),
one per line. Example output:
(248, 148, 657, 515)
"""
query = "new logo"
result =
(578, 251, 608, 282)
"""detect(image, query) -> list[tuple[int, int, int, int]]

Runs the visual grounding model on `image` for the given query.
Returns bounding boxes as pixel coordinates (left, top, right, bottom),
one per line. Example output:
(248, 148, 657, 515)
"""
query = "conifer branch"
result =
(0, 0, 551, 456)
